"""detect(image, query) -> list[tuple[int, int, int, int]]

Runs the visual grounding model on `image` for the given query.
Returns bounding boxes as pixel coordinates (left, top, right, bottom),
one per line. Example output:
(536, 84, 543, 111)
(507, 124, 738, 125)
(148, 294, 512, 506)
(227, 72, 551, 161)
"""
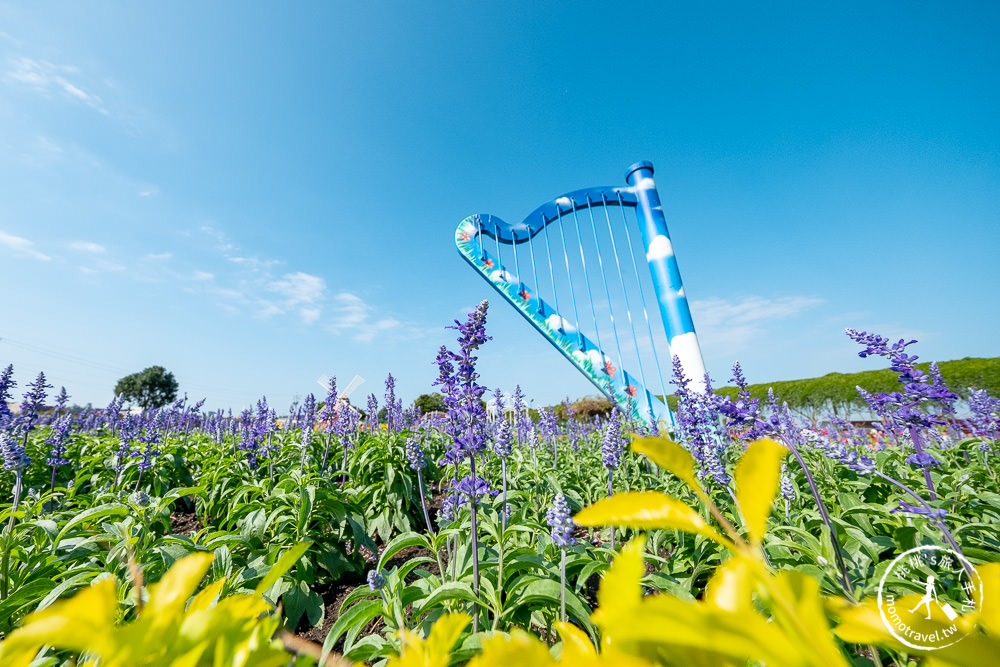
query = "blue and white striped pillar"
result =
(625, 161, 708, 393)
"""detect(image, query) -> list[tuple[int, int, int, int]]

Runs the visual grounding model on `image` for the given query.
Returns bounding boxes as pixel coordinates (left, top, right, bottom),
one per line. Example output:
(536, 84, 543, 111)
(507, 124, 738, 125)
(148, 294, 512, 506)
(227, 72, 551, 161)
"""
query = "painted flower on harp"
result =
(625, 384, 638, 397)
(482, 258, 494, 270)
(518, 288, 531, 301)
(603, 360, 617, 378)
(459, 231, 472, 242)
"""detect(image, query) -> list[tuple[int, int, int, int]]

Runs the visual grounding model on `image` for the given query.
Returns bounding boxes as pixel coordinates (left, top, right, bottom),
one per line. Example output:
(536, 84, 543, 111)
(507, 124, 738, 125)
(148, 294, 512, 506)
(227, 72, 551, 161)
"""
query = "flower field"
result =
(1, 304, 999, 666)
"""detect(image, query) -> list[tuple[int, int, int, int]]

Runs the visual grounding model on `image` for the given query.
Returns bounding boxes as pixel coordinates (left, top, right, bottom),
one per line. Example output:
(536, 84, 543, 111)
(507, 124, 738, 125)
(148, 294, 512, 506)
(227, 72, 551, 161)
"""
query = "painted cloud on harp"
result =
(545, 314, 577, 334)
(555, 196, 573, 208)
(572, 348, 611, 370)
(489, 269, 514, 283)
(634, 176, 656, 191)
(645, 235, 674, 262)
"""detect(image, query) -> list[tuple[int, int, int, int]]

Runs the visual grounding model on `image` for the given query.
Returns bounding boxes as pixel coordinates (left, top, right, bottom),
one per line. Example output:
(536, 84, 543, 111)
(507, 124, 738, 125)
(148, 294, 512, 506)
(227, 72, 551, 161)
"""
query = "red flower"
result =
(603, 360, 617, 378)
(483, 258, 494, 270)
(624, 385, 637, 397)
(519, 289, 531, 301)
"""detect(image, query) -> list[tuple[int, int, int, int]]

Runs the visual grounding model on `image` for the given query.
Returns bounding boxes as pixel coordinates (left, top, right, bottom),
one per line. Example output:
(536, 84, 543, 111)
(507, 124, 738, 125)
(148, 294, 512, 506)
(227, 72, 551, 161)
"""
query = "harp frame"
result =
(456, 161, 707, 425)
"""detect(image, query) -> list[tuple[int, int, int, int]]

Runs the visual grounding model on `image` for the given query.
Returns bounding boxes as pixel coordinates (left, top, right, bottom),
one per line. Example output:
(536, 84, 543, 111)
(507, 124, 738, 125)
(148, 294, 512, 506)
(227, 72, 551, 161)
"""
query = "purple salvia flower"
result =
(319, 377, 339, 429)
(601, 410, 625, 470)
(968, 388, 999, 451)
(779, 462, 795, 501)
(405, 437, 426, 471)
(366, 393, 379, 431)
(546, 493, 576, 548)
(449, 474, 498, 505)
(891, 502, 947, 520)
(45, 414, 72, 467)
(511, 384, 529, 443)
(722, 361, 765, 441)
(0, 364, 16, 428)
(1, 430, 30, 471)
(17, 371, 52, 435)
(384, 373, 402, 433)
(438, 493, 463, 525)
(493, 415, 512, 458)
(907, 451, 941, 470)
(367, 570, 385, 592)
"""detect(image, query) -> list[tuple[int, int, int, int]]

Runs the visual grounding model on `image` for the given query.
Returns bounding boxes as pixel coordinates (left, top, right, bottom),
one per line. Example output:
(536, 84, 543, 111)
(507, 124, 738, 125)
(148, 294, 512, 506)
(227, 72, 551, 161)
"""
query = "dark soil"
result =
(294, 543, 440, 649)
(168, 511, 204, 536)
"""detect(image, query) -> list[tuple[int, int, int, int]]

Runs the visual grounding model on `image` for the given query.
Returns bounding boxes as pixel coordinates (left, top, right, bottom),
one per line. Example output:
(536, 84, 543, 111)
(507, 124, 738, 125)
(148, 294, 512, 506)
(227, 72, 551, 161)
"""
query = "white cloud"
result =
(690, 295, 824, 354)
(5, 56, 108, 113)
(193, 271, 214, 281)
(70, 240, 105, 253)
(0, 230, 51, 261)
(146, 252, 172, 260)
(262, 272, 327, 323)
(327, 292, 402, 341)
(269, 272, 325, 304)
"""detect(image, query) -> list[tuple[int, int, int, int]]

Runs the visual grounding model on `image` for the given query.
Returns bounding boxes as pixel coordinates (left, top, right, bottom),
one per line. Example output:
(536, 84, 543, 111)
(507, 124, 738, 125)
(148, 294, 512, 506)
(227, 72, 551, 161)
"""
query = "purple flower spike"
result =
(891, 501, 947, 520)
(1, 431, 31, 471)
(546, 493, 576, 548)
(906, 451, 941, 470)
(367, 570, 385, 592)
(601, 410, 625, 470)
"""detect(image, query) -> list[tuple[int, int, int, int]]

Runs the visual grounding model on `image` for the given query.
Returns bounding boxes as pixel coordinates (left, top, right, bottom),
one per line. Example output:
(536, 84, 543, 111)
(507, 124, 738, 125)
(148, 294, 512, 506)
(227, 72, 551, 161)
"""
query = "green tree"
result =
(412, 392, 447, 414)
(114, 366, 179, 409)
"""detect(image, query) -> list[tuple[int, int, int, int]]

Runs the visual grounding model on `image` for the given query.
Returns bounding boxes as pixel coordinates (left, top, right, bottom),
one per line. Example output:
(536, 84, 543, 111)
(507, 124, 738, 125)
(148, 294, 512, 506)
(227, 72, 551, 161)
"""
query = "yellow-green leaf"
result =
(388, 613, 470, 667)
(704, 556, 756, 614)
(144, 552, 215, 626)
(554, 622, 595, 660)
(734, 438, 788, 543)
(631, 436, 699, 490)
(3, 578, 120, 658)
(424, 613, 471, 661)
(574, 492, 730, 546)
(593, 535, 645, 625)
(468, 630, 555, 667)
(188, 576, 226, 613)
(978, 562, 1000, 637)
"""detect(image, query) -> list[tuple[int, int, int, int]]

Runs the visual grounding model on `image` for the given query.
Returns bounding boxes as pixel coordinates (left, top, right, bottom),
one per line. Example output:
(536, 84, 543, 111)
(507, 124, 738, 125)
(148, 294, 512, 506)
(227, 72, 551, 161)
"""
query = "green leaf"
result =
(734, 438, 788, 543)
(377, 532, 431, 570)
(253, 541, 312, 596)
(322, 598, 381, 656)
(53, 503, 129, 550)
(413, 581, 479, 615)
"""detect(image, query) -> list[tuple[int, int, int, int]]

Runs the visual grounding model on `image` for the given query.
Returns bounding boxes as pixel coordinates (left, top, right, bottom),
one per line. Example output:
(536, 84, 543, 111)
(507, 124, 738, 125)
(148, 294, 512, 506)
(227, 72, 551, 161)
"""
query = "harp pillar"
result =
(625, 161, 708, 393)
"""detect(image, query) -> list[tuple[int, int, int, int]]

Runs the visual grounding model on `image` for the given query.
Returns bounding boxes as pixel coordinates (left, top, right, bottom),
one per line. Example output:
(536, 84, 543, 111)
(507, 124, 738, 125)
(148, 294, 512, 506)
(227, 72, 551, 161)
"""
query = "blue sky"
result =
(1, 1, 997, 412)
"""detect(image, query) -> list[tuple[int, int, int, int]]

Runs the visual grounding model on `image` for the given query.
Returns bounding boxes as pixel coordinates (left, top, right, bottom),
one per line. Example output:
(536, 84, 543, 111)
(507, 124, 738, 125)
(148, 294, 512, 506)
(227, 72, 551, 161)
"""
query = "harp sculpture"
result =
(455, 161, 707, 426)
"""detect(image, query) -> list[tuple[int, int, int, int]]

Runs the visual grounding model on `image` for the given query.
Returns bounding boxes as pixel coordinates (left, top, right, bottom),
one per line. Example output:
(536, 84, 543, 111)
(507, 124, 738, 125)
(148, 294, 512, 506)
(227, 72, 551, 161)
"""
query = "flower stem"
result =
(782, 437, 855, 601)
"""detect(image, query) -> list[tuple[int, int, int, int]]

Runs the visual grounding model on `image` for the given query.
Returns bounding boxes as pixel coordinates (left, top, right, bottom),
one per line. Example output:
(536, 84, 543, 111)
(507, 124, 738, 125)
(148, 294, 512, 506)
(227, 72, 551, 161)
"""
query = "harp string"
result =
(605, 194, 653, 418)
(557, 200, 584, 350)
(619, 198, 671, 419)
(542, 215, 561, 327)
(575, 202, 605, 363)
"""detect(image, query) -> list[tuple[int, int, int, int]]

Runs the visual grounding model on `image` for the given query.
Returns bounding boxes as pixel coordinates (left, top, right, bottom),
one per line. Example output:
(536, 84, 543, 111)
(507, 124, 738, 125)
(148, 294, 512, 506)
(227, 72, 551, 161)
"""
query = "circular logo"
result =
(877, 545, 983, 650)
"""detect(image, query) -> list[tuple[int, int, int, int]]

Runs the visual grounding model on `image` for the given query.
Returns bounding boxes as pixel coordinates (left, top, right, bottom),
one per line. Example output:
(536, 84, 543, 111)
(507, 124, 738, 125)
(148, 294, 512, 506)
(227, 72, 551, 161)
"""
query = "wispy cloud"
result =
(70, 240, 105, 253)
(146, 252, 172, 260)
(327, 292, 401, 342)
(264, 272, 327, 323)
(4, 56, 108, 114)
(191, 225, 409, 338)
(691, 295, 824, 354)
(0, 230, 51, 261)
